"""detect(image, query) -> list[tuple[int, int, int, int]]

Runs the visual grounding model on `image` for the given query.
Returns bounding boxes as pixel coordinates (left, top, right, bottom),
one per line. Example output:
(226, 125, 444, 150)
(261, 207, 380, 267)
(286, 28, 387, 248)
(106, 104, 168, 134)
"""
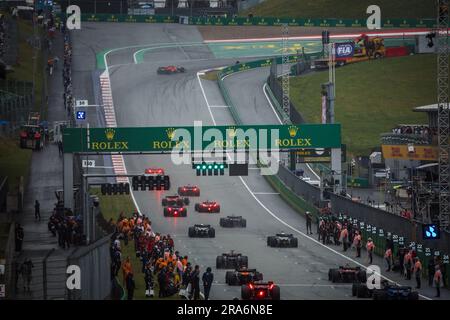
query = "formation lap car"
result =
(267, 233, 298, 248)
(195, 200, 220, 213)
(163, 205, 187, 217)
(328, 265, 367, 283)
(157, 65, 186, 74)
(241, 282, 280, 300)
(188, 224, 215, 238)
(219, 215, 246, 228)
(216, 251, 248, 269)
(371, 285, 419, 300)
(352, 279, 390, 298)
(225, 268, 263, 286)
(178, 185, 200, 197)
(161, 195, 189, 207)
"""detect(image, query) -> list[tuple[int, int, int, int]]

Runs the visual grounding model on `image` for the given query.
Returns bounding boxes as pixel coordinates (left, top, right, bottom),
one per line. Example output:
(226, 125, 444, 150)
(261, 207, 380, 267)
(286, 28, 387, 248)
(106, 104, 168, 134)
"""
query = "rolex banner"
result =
(62, 124, 341, 153)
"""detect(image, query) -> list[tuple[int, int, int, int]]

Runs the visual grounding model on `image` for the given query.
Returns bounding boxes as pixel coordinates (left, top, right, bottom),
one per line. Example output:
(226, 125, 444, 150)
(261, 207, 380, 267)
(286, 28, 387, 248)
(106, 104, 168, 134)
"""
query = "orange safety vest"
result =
(434, 269, 442, 283)
(414, 261, 422, 273)
(384, 249, 392, 258)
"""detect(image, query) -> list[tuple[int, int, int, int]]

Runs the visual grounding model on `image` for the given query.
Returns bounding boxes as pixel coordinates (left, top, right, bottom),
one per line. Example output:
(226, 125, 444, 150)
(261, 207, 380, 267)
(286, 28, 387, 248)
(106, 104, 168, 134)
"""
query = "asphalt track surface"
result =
(72, 23, 448, 300)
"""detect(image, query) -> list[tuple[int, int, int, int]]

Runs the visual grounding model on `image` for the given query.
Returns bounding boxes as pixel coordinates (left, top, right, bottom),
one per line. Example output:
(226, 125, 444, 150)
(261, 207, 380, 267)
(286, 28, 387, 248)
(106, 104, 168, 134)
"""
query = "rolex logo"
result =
(105, 128, 115, 141)
(288, 125, 299, 138)
(227, 126, 237, 138)
(166, 128, 176, 140)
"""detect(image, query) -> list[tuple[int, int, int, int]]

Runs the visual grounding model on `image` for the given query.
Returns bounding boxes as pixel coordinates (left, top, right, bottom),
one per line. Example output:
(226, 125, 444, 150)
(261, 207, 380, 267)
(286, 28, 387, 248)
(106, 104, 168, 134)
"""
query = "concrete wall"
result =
(67, 235, 111, 300)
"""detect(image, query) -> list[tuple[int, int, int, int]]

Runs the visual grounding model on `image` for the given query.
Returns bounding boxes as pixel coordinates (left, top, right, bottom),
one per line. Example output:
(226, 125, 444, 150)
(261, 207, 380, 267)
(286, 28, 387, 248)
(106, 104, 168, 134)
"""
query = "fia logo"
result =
(337, 45, 352, 56)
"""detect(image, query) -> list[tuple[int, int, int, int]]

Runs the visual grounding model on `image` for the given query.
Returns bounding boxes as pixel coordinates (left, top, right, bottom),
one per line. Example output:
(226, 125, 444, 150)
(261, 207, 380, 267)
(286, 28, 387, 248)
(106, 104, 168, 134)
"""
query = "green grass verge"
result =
(9, 19, 45, 116)
(0, 137, 32, 192)
(90, 189, 181, 300)
(241, 0, 434, 19)
(290, 54, 435, 156)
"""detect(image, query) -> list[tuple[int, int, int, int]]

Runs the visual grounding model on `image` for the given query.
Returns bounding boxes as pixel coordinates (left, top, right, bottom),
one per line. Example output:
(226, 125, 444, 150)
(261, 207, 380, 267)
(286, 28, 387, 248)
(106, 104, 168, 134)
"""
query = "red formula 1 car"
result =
(144, 168, 165, 176)
(194, 200, 220, 213)
(163, 205, 187, 217)
(241, 281, 281, 300)
(161, 195, 190, 207)
(178, 185, 200, 197)
(157, 65, 186, 74)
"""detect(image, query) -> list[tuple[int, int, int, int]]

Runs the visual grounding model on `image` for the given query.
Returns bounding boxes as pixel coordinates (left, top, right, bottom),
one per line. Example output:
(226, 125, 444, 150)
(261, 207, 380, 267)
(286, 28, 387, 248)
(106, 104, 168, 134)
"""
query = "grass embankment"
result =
(0, 17, 45, 192)
(91, 189, 181, 300)
(241, 0, 434, 19)
(290, 54, 436, 157)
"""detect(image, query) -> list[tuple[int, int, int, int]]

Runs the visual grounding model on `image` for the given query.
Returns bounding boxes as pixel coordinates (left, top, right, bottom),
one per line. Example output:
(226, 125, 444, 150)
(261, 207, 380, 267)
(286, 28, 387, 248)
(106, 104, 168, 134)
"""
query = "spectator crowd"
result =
(62, 25, 73, 118)
(109, 211, 213, 300)
(391, 125, 436, 137)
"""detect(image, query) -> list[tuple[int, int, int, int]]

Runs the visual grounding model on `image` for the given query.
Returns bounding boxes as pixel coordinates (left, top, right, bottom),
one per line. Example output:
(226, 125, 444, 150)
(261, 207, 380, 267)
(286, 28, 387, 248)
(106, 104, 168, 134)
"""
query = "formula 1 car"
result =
(241, 281, 280, 300)
(219, 215, 246, 228)
(226, 268, 263, 286)
(132, 174, 170, 191)
(157, 65, 186, 74)
(188, 224, 215, 238)
(267, 233, 298, 248)
(163, 205, 187, 217)
(372, 285, 419, 300)
(195, 200, 220, 213)
(161, 195, 189, 207)
(144, 168, 165, 176)
(178, 185, 200, 197)
(352, 279, 390, 298)
(328, 265, 367, 283)
(216, 251, 248, 269)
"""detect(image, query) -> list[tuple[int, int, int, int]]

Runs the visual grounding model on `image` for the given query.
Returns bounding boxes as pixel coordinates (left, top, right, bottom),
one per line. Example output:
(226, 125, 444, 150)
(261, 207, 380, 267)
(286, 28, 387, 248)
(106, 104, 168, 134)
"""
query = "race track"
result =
(71, 22, 447, 300)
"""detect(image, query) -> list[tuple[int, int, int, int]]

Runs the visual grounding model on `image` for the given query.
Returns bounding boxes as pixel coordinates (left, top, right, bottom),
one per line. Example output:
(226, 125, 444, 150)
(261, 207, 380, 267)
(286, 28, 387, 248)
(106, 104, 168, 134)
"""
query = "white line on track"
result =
(209, 105, 230, 108)
(195, 70, 432, 300)
(253, 192, 280, 195)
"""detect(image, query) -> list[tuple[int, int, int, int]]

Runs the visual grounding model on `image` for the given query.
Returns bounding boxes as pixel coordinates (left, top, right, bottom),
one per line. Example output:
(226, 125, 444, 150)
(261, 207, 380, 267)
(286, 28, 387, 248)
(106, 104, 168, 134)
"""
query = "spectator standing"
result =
(434, 266, 442, 298)
(305, 211, 313, 235)
(353, 231, 362, 258)
(126, 272, 135, 300)
(15, 223, 24, 252)
(413, 257, 422, 289)
(428, 258, 436, 287)
(384, 247, 392, 271)
(191, 265, 200, 300)
(366, 238, 375, 264)
(21, 259, 34, 292)
(202, 267, 214, 300)
(34, 200, 41, 221)
(122, 256, 132, 285)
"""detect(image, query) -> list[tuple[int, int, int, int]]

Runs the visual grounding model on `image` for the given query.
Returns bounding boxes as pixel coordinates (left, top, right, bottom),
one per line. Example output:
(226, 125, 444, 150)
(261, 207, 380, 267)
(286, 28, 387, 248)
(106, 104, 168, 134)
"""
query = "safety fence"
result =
(57, 13, 435, 28)
(0, 80, 34, 136)
(216, 55, 450, 288)
(67, 234, 111, 300)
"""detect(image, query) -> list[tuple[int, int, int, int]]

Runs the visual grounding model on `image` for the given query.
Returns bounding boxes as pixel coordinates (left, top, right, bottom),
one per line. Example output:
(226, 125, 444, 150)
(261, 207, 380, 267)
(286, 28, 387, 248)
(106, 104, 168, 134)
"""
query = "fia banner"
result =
(334, 42, 355, 58)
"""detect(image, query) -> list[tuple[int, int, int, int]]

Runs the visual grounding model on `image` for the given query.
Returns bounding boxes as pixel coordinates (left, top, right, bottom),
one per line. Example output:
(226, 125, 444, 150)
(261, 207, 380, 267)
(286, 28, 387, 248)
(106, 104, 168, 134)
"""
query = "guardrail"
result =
(216, 55, 450, 288)
(57, 13, 435, 28)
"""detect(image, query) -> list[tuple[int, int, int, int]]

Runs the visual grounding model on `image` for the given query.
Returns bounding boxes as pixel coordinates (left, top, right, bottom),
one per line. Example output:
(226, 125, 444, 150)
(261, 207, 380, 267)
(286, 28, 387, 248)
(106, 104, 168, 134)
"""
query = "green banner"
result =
(347, 177, 369, 188)
(63, 124, 341, 153)
(59, 13, 435, 28)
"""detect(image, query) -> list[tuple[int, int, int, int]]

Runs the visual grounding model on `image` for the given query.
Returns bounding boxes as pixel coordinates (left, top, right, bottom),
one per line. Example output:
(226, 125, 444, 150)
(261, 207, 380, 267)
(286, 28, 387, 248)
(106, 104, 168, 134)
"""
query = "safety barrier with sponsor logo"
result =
(57, 13, 435, 28)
